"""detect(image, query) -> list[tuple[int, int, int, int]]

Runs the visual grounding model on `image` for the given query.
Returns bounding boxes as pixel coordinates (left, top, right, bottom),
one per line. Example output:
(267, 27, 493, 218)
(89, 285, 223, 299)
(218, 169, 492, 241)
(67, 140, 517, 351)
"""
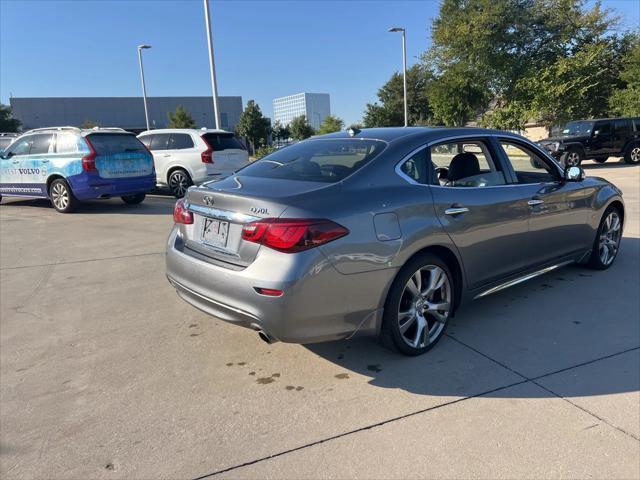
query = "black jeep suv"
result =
(538, 117, 640, 166)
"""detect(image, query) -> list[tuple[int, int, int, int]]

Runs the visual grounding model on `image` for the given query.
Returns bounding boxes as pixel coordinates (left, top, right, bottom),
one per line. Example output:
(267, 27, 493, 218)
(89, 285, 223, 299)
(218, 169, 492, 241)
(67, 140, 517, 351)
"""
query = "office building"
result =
(272, 93, 330, 131)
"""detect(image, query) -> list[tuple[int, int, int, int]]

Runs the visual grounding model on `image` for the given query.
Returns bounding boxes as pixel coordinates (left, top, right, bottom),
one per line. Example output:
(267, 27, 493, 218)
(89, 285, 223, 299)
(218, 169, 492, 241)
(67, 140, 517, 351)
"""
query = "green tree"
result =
(81, 119, 99, 129)
(289, 115, 315, 140)
(363, 64, 433, 127)
(235, 100, 271, 154)
(428, 62, 489, 127)
(272, 120, 290, 145)
(318, 115, 344, 134)
(424, 0, 622, 129)
(0, 104, 21, 132)
(167, 105, 196, 129)
(609, 39, 640, 116)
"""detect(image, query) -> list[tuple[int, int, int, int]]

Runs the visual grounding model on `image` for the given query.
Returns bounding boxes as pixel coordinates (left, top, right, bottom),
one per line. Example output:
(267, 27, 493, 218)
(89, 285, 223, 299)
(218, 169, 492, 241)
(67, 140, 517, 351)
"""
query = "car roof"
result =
(137, 128, 233, 135)
(20, 127, 135, 137)
(315, 126, 523, 144)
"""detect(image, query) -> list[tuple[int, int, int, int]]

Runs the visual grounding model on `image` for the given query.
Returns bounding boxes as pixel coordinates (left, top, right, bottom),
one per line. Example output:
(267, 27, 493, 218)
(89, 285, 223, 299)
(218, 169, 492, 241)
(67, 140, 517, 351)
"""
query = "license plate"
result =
(200, 217, 229, 248)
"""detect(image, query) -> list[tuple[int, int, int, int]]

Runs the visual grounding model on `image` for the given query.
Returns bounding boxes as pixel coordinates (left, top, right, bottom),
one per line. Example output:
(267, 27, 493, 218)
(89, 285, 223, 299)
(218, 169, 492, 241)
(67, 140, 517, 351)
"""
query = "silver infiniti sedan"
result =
(166, 127, 624, 356)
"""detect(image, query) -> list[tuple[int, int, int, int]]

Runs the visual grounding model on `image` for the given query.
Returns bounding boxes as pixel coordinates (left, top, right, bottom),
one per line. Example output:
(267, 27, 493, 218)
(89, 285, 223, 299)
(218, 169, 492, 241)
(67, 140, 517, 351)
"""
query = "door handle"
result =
(12, 160, 19, 164)
(41, 159, 50, 163)
(528, 198, 544, 206)
(445, 206, 470, 215)
(162, 154, 171, 157)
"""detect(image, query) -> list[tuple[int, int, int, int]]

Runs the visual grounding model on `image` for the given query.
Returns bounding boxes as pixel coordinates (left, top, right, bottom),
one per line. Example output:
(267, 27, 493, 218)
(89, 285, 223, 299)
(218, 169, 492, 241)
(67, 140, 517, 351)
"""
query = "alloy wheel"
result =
(397, 265, 451, 348)
(169, 171, 189, 197)
(51, 182, 69, 210)
(599, 211, 621, 266)
(631, 147, 640, 163)
(566, 152, 580, 166)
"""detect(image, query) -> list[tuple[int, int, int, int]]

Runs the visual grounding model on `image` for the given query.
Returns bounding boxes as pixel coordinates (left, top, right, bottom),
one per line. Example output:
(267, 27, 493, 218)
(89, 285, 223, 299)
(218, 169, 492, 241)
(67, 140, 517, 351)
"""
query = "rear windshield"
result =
(202, 133, 246, 151)
(86, 133, 148, 155)
(238, 139, 386, 183)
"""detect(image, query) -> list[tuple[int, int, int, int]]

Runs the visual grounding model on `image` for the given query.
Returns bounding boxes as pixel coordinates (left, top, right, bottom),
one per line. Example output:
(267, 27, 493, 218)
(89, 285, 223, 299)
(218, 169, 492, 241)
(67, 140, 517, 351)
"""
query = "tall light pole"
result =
(388, 27, 408, 127)
(137, 44, 152, 131)
(203, 0, 221, 130)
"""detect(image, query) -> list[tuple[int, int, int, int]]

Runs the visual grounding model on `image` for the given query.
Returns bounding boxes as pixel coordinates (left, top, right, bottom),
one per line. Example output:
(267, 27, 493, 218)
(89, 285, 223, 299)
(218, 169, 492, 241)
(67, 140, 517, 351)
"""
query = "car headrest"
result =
(448, 153, 480, 182)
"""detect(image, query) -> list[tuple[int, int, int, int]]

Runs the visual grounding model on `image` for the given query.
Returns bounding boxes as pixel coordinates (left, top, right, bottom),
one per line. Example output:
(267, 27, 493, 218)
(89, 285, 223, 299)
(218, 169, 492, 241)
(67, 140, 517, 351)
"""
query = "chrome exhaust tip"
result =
(257, 330, 277, 344)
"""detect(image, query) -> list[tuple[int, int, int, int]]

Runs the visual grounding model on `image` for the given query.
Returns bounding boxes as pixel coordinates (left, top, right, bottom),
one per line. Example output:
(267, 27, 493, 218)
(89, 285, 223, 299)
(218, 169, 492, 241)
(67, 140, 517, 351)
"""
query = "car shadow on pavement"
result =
(0, 195, 176, 215)
(581, 158, 637, 169)
(305, 236, 640, 399)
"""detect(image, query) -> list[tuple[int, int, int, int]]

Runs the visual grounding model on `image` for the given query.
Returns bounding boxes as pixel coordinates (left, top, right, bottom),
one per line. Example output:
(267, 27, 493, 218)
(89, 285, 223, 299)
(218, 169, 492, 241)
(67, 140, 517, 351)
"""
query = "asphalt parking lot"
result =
(1, 159, 639, 479)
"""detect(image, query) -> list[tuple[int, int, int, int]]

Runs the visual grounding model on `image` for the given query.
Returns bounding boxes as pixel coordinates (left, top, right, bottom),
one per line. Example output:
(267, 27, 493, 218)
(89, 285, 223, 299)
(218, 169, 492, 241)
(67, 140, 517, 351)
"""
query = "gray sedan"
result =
(166, 127, 624, 356)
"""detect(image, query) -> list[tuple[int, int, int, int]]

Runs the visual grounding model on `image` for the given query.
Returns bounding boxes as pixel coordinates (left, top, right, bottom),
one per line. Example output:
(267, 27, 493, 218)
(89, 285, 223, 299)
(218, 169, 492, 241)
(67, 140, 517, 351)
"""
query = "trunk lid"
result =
(85, 132, 154, 179)
(180, 175, 336, 267)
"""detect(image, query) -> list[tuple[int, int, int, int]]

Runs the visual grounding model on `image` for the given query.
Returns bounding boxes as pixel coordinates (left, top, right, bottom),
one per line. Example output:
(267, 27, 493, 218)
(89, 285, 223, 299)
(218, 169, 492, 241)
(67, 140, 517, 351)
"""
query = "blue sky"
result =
(1, 0, 638, 126)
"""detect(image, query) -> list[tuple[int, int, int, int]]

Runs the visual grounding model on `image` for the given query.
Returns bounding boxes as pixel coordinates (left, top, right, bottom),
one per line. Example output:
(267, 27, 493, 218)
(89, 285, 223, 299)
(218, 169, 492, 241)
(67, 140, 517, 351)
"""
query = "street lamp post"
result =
(137, 44, 152, 131)
(203, 0, 221, 130)
(388, 27, 408, 127)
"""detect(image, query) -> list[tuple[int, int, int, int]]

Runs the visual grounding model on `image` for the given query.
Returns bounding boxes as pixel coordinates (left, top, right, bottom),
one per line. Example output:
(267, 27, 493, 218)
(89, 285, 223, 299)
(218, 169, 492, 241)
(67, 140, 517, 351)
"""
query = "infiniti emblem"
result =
(203, 195, 214, 206)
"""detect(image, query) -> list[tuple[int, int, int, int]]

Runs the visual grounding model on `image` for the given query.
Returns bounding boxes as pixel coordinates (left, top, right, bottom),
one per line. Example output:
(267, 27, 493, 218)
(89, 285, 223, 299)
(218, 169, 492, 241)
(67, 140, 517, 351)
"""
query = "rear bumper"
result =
(165, 227, 394, 344)
(69, 173, 155, 200)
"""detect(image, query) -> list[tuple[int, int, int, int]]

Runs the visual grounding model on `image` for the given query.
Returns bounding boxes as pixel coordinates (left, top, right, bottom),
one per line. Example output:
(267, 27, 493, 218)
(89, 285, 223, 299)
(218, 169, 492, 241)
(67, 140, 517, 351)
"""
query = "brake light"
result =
(241, 219, 348, 253)
(82, 137, 97, 172)
(173, 198, 194, 224)
(201, 147, 213, 164)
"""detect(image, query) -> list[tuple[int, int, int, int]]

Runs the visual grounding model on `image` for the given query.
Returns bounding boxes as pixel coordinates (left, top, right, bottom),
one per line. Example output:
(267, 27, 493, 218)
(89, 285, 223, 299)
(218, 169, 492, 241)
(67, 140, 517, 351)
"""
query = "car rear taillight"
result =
(82, 137, 97, 172)
(241, 218, 348, 253)
(173, 198, 194, 224)
(201, 147, 213, 164)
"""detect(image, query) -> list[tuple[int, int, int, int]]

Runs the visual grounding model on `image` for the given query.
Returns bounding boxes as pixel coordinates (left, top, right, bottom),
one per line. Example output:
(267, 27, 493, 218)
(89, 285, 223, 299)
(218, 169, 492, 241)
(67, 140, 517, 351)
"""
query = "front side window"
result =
(238, 139, 386, 183)
(29, 134, 54, 155)
(499, 140, 559, 184)
(430, 140, 506, 187)
(5, 137, 32, 156)
(169, 134, 194, 150)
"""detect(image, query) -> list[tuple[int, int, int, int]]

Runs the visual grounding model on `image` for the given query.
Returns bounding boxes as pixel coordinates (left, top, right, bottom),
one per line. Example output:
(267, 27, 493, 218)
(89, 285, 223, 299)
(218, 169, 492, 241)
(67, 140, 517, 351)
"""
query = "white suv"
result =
(138, 129, 249, 197)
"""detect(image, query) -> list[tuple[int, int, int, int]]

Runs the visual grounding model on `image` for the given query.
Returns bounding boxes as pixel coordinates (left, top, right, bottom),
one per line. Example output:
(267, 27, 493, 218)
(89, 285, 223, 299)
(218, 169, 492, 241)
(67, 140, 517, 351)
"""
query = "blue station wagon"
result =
(0, 127, 155, 212)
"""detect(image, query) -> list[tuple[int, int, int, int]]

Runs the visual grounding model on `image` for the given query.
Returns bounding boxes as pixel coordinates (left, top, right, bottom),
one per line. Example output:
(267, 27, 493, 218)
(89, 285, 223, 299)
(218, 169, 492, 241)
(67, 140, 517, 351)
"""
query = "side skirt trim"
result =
(474, 260, 574, 299)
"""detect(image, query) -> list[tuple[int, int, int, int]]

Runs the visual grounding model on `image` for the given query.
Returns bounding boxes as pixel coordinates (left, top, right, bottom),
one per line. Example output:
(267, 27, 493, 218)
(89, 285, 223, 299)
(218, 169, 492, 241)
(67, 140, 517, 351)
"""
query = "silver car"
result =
(166, 127, 624, 356)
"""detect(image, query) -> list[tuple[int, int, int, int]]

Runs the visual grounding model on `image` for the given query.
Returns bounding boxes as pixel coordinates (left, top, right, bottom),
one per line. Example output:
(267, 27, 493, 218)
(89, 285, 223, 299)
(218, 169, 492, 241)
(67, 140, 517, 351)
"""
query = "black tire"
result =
(168, 169, 192, 198)
(381, 253, 454, 356)
(593, 157, 608, 164)
(49, 178, 78, 213)
(624, 144, 640, 165)
(560, 148, 583, 167)
(121, 193, 146, 205)
(588, 205, 623, 270)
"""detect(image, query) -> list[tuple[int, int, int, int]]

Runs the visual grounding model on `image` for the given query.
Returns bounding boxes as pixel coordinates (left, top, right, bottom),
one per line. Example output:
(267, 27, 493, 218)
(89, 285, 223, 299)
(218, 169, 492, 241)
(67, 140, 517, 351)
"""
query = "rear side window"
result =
(238, 139, 386, 183)
(614, 119, 629, 135)
(169, 134, 194, 150)
(30, 134, 54, 154)
(56, 133, 83, 154)
(86, 133, 147, 155)
(202, 133, 246, 151)
(138, 135, 153, 148)
(149, 134, 171, 151)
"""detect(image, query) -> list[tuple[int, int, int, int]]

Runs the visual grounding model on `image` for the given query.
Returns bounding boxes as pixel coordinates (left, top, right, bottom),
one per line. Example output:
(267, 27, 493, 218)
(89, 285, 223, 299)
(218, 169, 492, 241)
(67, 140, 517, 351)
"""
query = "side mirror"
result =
(565, 166, 585, 182)
(0, 151, 11, 160)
